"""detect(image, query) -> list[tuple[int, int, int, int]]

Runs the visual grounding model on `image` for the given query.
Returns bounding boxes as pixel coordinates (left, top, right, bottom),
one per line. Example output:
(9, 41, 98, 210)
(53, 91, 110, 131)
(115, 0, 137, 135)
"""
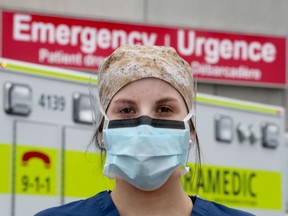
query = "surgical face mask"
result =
(102, 112, 193, 191)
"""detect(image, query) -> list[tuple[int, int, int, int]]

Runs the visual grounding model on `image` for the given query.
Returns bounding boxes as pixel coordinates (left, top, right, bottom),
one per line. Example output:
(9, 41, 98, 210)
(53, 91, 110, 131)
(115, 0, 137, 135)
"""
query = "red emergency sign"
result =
(1, 10, 286, 87)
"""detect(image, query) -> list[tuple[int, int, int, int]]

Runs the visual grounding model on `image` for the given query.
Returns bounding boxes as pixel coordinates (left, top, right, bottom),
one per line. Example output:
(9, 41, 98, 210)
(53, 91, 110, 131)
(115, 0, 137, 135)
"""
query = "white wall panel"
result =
(215, 85, 284, 106)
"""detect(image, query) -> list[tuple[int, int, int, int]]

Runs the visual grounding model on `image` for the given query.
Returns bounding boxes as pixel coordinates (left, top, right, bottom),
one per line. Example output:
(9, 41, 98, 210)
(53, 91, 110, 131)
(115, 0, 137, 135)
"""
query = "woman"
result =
(36, 45, 253, 216)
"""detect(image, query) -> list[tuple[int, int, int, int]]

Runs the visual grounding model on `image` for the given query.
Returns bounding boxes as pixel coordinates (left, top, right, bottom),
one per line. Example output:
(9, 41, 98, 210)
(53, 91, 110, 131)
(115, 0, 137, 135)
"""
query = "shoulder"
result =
(35, 190, 118, 216)
(192, 196, 254, 216)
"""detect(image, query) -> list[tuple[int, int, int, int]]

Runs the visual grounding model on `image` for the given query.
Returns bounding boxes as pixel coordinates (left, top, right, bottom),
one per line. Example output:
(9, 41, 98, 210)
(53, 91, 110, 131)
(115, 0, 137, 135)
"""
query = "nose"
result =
(137, 106, 154, 119)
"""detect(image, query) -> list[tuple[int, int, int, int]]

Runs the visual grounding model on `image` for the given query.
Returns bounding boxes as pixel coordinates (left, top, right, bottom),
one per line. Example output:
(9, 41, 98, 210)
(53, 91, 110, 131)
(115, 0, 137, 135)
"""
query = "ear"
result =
(189, 120, 196, 143)
(190, 131, 196, 143)
(98, 131, 104, 147)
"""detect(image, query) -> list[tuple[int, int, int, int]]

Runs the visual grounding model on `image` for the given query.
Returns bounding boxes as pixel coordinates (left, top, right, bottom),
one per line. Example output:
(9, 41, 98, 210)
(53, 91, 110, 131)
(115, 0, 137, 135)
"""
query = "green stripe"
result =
(6, 64, 98, 84)
(197, 95, 280, 115)
(3, 63, 280, 115)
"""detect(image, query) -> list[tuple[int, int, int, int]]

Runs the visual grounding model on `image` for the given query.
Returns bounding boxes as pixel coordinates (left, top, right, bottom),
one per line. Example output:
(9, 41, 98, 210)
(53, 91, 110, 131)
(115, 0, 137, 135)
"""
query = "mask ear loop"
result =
(88, 76, 111, 151)
(182, 75, 198, 176)
(193, 77, 197, 128)
(183, 109, 195, 123)
(181, 109, 195, 176)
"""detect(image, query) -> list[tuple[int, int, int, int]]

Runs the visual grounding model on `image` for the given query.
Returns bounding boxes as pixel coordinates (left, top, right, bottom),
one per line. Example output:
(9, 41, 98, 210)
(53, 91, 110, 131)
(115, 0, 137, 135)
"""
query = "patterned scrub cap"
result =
(98, 45, 195, 113)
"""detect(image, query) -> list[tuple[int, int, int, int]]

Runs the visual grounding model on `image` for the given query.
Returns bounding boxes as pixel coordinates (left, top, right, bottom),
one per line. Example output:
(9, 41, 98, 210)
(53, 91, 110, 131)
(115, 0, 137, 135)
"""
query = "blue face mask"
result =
(102, 114, 193, 191)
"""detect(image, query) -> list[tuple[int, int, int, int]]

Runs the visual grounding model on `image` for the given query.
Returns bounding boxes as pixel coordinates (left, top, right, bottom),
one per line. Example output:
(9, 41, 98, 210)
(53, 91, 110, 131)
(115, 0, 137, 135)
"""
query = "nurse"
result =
(36, 45, 253, 216)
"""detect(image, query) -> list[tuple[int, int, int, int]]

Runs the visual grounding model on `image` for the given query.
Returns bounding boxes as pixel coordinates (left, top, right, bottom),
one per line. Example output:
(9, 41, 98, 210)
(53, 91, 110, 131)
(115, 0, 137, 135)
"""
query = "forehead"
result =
(112, 78, 182, 98)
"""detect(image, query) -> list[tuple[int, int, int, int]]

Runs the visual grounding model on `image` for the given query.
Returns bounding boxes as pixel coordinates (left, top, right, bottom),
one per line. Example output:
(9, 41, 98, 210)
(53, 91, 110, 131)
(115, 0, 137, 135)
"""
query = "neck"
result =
(110, 172, 193, 216)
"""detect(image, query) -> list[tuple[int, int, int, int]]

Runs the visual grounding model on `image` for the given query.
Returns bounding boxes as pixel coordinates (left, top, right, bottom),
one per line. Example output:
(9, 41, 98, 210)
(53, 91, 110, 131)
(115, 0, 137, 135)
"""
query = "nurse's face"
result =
(106, 78, 188, 121)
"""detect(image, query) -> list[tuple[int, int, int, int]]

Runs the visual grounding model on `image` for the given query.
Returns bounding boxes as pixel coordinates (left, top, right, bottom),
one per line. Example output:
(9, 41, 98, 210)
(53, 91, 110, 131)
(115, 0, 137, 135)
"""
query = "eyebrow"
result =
(155, 97, 180, 104)
(112, 98, 136, 105)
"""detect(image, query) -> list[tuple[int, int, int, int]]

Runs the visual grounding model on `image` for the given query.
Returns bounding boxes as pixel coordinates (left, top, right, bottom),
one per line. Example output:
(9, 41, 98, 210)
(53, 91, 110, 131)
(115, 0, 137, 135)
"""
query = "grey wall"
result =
(146, 0, 288, 36)
(1, 0, 287, 127)
(0, 0, 145, 21)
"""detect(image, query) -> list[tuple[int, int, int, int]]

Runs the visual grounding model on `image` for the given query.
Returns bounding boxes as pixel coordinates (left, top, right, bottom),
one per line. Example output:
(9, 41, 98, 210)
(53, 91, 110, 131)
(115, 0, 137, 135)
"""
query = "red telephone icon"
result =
(22, 151, 50, 168)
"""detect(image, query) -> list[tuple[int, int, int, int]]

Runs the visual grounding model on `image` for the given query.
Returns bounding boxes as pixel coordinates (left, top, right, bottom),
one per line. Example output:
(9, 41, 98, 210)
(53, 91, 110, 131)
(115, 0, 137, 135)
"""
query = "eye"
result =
(157, 106, 173, 113)
(119, 107, 135, 114)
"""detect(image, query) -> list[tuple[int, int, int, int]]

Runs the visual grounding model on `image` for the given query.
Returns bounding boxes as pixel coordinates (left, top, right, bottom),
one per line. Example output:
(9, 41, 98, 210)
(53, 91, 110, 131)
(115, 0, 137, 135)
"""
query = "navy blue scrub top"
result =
(35, 190, 254, 216)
